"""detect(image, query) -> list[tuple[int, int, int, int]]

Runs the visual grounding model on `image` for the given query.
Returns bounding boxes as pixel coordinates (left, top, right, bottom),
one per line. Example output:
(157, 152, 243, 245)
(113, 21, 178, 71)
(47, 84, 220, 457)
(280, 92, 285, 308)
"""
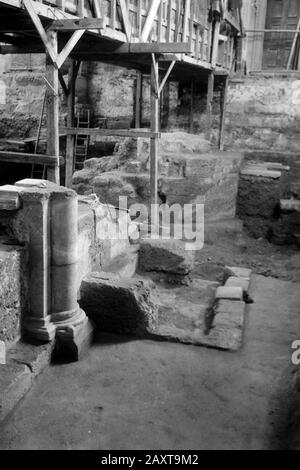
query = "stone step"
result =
(280, 199, 300, 212)
(101, 245, 139, 278)
(241, 165, 282, 179)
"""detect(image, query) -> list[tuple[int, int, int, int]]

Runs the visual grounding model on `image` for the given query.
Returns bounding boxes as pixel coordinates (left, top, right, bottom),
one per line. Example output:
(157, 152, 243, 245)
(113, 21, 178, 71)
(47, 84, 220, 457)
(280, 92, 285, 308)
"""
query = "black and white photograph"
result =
(0, 0, 299, 453)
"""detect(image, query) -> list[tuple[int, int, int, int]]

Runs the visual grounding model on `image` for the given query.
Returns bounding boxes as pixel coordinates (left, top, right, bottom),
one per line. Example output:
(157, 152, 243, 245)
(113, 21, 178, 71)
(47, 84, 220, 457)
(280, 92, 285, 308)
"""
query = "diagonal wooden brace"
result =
(23, 0, 85, 69)
(23, 0, 57, 65)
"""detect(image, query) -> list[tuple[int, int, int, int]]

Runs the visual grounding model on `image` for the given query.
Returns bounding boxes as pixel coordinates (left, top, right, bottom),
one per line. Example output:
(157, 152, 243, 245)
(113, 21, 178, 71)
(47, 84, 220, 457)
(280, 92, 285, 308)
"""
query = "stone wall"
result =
(72, 133, 244, 223)
(0, 56, 223, 145)
(0, 55, 46, 139)
(0, 241, 28, 343)
(82, 62, 222, 140)
(224, 75, 300, 153)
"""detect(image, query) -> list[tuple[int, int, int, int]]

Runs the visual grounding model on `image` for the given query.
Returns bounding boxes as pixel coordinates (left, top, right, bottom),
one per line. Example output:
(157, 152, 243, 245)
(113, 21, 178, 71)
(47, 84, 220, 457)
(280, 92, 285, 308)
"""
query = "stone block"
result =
(54, 317, 94, 362)
(224, 266, 252, 280)
(280, 199, 300, 212)
(225, 276, 250, 293)
(215, 286, 243, 301)
(0, 363, 32, 421)
(207, 299, 245, 351)
(80, 273, 158, 335)
(139, 238, 195, 275)
(8, 340, 54, 377)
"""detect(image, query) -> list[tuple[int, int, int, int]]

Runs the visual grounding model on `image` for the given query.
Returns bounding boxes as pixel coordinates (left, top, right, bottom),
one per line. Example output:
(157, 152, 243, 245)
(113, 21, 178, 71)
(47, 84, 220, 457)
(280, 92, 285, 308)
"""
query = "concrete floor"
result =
(0, 274, 300, 450)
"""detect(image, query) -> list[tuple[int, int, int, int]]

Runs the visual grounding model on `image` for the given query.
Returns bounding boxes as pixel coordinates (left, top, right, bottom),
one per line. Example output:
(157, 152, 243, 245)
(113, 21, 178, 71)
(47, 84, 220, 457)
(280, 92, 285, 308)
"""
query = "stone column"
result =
(11, 179, 93, 360)
(50, 187, 86, 329)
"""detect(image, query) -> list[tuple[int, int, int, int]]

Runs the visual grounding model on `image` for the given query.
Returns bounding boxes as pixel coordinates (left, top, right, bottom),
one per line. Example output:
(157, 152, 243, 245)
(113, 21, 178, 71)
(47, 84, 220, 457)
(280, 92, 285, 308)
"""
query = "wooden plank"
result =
(0, 151, 64, 166)
(61, 128, 161, 138)
(65, 61, 76, 188)
(49, 18, 105, 31)
(141, 0, 162, 42)
(46, 30, 60, 184)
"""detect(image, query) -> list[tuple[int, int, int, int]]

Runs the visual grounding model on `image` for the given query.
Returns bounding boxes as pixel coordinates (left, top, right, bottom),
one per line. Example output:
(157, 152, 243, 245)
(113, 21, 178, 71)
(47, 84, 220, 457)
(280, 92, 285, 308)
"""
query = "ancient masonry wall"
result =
(0, 57, 222, 143)
(224, 75, 300, 153)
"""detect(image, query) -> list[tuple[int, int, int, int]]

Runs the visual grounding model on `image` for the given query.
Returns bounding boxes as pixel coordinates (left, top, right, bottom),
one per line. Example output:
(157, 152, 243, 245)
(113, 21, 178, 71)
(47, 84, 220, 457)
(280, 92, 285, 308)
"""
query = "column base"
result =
(23, 315, 56, 342)
(53, 317, 94, 362)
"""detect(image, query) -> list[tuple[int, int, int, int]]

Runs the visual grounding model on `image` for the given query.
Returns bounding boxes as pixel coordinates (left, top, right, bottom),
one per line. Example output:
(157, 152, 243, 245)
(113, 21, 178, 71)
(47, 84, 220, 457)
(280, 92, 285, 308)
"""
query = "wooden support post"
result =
(135, 71, 142, 129)
(219, 75, 229, 151)
(150, 56, 160, 227)
(46, 30, 59, 184)
(189, 79, 194, 134)
(206, 71, 214, 141)
(65, 60, 76, 187)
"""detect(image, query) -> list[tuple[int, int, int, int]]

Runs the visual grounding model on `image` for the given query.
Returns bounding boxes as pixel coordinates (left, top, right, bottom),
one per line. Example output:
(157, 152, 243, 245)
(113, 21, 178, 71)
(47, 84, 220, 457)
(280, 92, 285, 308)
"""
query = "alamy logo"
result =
(104, 196, 205, 251)
(291, 340, 300, 365)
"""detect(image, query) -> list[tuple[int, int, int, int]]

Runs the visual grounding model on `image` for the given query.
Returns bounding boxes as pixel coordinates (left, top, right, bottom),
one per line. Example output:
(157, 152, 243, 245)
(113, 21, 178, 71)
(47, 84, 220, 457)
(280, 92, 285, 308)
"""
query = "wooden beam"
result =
(0, 41, 192, 56)
(150, 55, 160, 226)
(219, 76, 229, 150)
(141, 0, 162, 42)
(46, 30, 60, 184)
(56, 30, 85, 68)
(61, 128, 161, 138)
(135, 72, 142, 129)
(0, 151, 64, 166)
(48, 18, 105, 31)
(151, 54, 160, 97)
(287, 17, 300, 70)
(65, 61, 76, 187)
(159, 60, 176, 95)
(118, 0, 131, 41)
(206, 71, 214, 141)
(58, 70, 68, 96)
(23, 0, 57, 66)
(189, 79, 194, 133)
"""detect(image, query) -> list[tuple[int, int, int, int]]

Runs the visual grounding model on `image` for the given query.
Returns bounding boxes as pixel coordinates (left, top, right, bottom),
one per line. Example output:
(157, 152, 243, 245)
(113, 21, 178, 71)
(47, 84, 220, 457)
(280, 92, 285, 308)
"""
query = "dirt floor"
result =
(0, 271, 300, 450)
(194, 227, 300, 283)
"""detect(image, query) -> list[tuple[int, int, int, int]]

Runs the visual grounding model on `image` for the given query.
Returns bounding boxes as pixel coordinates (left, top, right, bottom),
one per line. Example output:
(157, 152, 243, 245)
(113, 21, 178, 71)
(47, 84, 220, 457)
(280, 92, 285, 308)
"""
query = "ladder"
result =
(31, 90, 47, 179)
(74, 108, 90, 171)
